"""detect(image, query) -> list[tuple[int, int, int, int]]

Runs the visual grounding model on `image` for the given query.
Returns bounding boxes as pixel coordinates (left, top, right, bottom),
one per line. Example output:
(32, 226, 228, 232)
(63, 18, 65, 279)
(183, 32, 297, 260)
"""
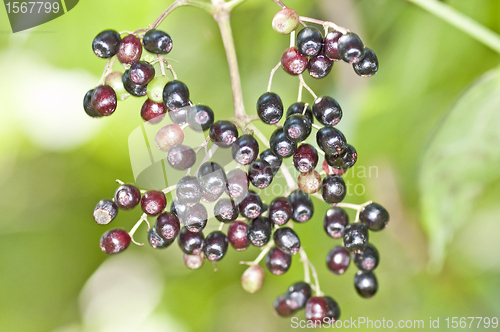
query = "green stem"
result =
(408, 0, 500, 54)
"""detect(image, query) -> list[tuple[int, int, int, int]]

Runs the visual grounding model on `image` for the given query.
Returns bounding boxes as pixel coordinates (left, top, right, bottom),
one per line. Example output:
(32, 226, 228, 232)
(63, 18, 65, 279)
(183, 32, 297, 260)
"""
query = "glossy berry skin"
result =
(100, 229, 131, 254)
(283, 114, 312, 143)
(337, 32, 365, 64)
(91, 85, 117, 116)
(209, 120, 238, 148)
(248, 159, 273, 189)
(308, 55, 333, 79)
(288, 189, 314, 223)
(141, 99, 166, 124)
(305, 297, 329, 323)
(188, 105, 214, 132)
(117, 34, 142, 65)
(247, 216, 272, 247)
(155, 123, 184, 152)
(93, 199, 118, 225)
(316, 126, 347, 156)
(272, 8, 299, 35)
(92, 30, 121, 58)
(176, 176, 202, 205)
(83, 89, 101, 118)
(198, 162, 227, 197)
(354, 270, 378, 298)
(324, 296, 341, 321)
(171, 198, 188, 222)
(256, 92, 283, 124)
(214, 198, 239, 223)
(281, 47, 309, 75)
(201, 190, 223, 203)
(167, 145, 196, 170)
(326, 246, 351, 275)
(353, 243, 379, 271)
(298, 170, 322, 194)
(324, 207, 349, 239)
(184, 253, 205, 269)
(148, 227, 174, 249)
(122, 70, 147, 97)
(293, 143, 318, 173)
(270, 128, 297, 158)
(286, 282, 312, 310)
(274, 295, 295, 317)
(313, 96, 342, 126)
(204, 231, 229, 262)
(343, 223, 369, 253)
(114, 184, 141, 210)
(227, 221, 250, 250)
(266, 247, 292, 275)
(273, 227, 300, 255)
(141, 190, 167, 216)
(239, 191, 263, 219)
(321, 175, 346, 203)
(129, 61, 155, 85)
(177, 227, 204, 255)
(155, 211, 180, 240)
(142, 29, 173, 54)
(259, 149, 282, 176)
(325, 144, 357, 170)
(359, 203, 389, 231)
(287, 102, 314, 124)
(232, 134, 259, 165)
(323, 31, 342, 61)
(163, 80, 190, 111)
(296, 27, 323, 56)
(353, 48, 379, 77)
(226, 169, 249, 199)
(184, 203, 208, 232)
(268, 197, 292, 226)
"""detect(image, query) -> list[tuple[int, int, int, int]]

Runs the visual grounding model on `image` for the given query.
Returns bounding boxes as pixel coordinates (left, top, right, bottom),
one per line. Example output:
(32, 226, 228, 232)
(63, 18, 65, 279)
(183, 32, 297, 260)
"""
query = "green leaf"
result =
(419, 66, 500, 271)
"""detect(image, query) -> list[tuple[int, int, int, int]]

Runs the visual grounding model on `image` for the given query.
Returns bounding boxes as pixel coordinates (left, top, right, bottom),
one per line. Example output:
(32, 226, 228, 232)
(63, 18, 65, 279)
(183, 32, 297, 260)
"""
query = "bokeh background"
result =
(0, 0, 499, 331)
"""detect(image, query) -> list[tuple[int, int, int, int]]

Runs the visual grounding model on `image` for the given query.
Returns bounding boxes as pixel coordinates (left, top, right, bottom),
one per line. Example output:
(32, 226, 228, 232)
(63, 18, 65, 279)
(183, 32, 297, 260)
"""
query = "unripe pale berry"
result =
(272, 8, 300, 35)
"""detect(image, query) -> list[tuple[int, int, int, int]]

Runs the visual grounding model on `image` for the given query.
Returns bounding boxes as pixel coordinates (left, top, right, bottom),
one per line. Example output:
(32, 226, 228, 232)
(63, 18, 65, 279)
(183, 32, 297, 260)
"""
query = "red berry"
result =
(281, 47, 308, 75)
(100, 229, 131, 254)
(141, 190, 167, 216)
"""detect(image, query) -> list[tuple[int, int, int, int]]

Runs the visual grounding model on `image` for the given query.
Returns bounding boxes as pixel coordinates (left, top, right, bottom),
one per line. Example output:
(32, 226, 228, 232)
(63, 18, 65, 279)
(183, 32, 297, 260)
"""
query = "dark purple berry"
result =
(167, 145, 196, 170)
(92, 30, 121, 58)
(214, 198, 239, 223)
(353, 48, 378, 77)
(171, 198, 188, 222)
(308, 54, 333, 79)
(198, 162, 227, 197)
(232, 134, 259, 165)
(238, 191, 263, 219)
(259, 149, 282, 176)
(114, 184, 141, 210)
(338, 32, 364, 64)
(286, 102, 314, 124)
(187, 105, 214, 132)
(293, 143, 318, 173)
(274, 295, 295, 317)
(91, 85, 117, 116)
(228, 221, 250, 251)
(323, 31, 342, 61)
(226, 169, 249, 199)
(268, 197, 292, 226)
(141, 99, 166, 124)
(359, 203, 389, 231)
(176, 176, 202, 205)
(155, 211, 180, 240)
(283, 114, 312, 143)
(129, 61, 155, 85)
(177, 227, 204, 255)
(343, 223, 369, 253)
(248, 159, 273, 189)
(313, 96, 342, 126)
(247, 216, 272, 246)
(273, 227, 300, 255)
(296, 27, 323, 56)
(122, 70, 147, 97)
(204, 231, 229, 262)
(354, 270, 378, 298)
(326, 245, 350, 274)
(142, 29, 173, 54)
(209, 120, 239, 148)
(305, 297, 329, 324)
(266, 246, 292, 275)
(163, 80, 190, 111)
(288, 189, 314, 223)
(324, 296, 341, 321)
(353, 243, 379, 271)
(286, 282, 312, 310)
(93, 199, 118, 225)
(83, 89, 102, 118)
(324, 207, 349, 239)
(184, 203, 208, 232)
(316, 126, 347, 156)
(100, 229, 131, 254)
(270, 127, 297, 158)
(281, 47, 308, 75)
(117, 34, 142, 65)
(321, 175, 346, 204)
(325, 144, 357, 170)
(148, 226, 174, 249)
(141, 190, 167, 216)
(256, 92, 283, 124)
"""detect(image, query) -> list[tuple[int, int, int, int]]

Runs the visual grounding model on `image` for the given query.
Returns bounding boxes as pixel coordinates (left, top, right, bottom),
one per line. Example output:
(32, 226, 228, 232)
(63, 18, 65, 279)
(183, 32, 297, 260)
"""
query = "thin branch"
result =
(299, 74, 318, 100)
(299, 16, 348, 34)
(129, 213, 151, 246)
(267, 62, 282, 92)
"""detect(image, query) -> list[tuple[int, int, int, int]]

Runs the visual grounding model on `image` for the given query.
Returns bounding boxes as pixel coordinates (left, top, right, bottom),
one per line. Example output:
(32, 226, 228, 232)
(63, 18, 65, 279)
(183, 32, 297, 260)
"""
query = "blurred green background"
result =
(0, 0, 499, 331)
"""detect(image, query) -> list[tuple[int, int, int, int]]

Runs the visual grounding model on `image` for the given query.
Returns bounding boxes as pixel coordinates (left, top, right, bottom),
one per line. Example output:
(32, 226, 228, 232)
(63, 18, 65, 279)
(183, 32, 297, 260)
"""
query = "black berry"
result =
(343, 223, 369, 253)
(247, 216, 272, 246)
(83, 89, 101, 118)
(270, 127, 297, 158)
(266, 246, 292, 275)
(184, 203, 208, 232)
(259, 149, 282, 176)
(142, 29, 173, 54)
(239, 190, 263, 219)
(204, 231, 229, 262)
(321, 174, 346, 204)
(337, 32, 364, 64)
(248, 159, 273, 189)
(167, 145, 196, 170)
(286, 281, 312, 310)
(209, 120, 239, 148)
(296, 27, 323, 56)
(122, 70, 148, 97)
(232, 134, 259, 165)
(227, 220, 250, 251)
(316, 126, 347, 156)
(92, 30, 121, 58)
(313, 96, 342, 126)
(359, 203, 389, 231)
(283, 114, 312, 142)
(114, 184, 141, 210)
(288, 189, 314, 223)
(226, 169, 249, 199)
(129, 61, 155, 85)
(214, 198, 239, 223)
(353, 48, 378, 77)
(286, 102, 314, 124)
(326, 245, 350, 274)
(187, 105, 214, 132)
(268, 197, 292, 226)
(353, 243, 379, 271)
(256, 92, 283, 124)
(308, 54, 333, 79)
(323, 207, 349, 239)
(293, 143, 318, 173)
(354, 270, 378, 298)
(177, 227, 205, 255)
(163, 80, 190, 111)
(156, 211, 181, 240)
(273, 227, 300, 255)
